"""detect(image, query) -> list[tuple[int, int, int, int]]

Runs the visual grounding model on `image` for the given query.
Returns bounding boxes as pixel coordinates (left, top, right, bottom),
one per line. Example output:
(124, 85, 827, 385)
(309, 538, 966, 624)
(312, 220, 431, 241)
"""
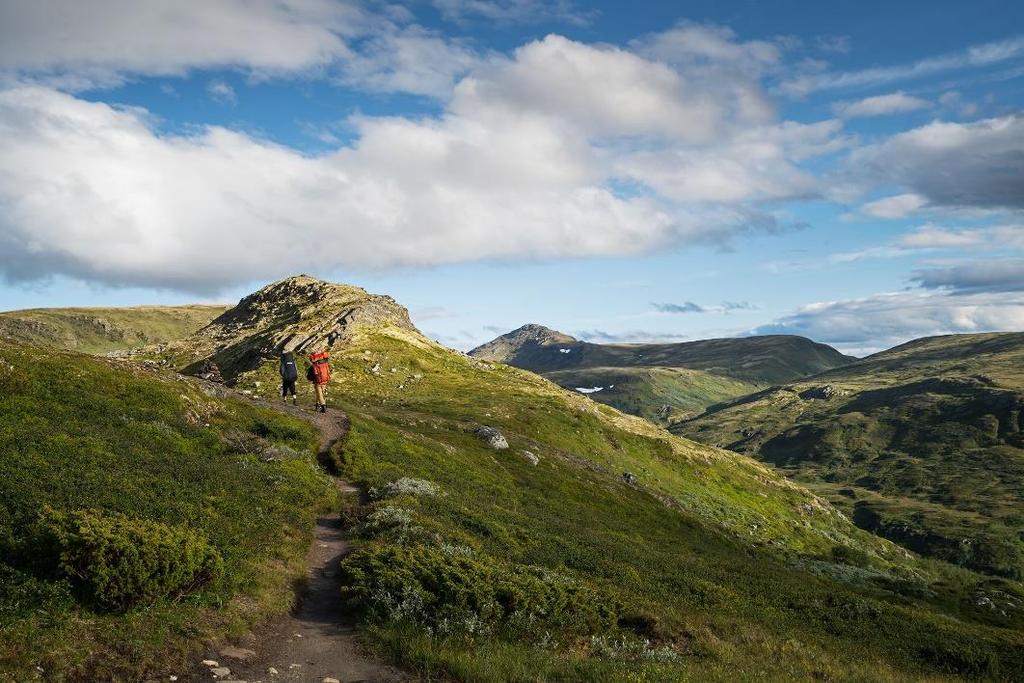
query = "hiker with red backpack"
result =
(306, 350, 331, 413)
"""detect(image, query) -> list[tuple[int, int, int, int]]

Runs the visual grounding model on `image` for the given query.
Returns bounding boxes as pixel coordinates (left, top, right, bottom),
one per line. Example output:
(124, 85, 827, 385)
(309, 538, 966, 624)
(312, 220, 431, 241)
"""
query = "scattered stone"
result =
(197, 360, 224, 383)
(210, 667, 231, 678)
(623, 471, 638, 485)
(473, 425, 509, 450)
(169, 677, 178, 682)
(289, 663, 302, 669)
(219, 645, 257, 660)
(267, 667, 279, 675)
(799, 385, 847, 400)
(521, 450, 540, 466)
(370, 363, 381, 374)
(202, 660, 219, 667)
(323, 678, 341, 683)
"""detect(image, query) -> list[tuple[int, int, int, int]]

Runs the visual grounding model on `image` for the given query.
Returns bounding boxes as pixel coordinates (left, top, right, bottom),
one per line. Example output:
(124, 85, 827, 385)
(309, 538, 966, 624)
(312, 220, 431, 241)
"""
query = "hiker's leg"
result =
(315, 383, 326, 408)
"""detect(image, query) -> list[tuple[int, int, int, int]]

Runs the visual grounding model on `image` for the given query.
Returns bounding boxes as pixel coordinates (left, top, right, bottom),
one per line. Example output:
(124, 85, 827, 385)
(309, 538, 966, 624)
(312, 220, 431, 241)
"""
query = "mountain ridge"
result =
(469, 324, 855, 424)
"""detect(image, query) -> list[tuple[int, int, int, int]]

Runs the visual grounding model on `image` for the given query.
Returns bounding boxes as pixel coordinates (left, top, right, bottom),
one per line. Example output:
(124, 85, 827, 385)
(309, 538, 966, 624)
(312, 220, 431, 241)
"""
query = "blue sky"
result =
(0, 0, 1022, 355)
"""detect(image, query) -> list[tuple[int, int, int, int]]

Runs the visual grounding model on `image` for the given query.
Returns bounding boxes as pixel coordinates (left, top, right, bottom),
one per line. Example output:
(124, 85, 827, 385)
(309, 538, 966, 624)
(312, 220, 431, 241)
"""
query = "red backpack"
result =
(309, 352, 331, 384)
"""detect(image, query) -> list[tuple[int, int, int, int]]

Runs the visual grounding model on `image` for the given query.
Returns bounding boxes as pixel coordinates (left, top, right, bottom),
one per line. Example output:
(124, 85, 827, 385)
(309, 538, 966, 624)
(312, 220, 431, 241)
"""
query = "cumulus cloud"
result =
(0, 0, 362, 86)
(847, 116, 1024, 211)
(335, 24, 481, 98)
(654, 301, 754, 314)
(0, 26, 841, 292)
(752, 290, 1024, 355)
(832, 91, 929, 118)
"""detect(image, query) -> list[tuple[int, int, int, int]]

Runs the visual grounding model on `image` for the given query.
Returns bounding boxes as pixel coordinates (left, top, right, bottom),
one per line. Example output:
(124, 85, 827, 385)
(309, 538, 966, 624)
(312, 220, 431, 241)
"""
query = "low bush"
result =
(36, 508, 223, 611)
(339, 543, 618, 637)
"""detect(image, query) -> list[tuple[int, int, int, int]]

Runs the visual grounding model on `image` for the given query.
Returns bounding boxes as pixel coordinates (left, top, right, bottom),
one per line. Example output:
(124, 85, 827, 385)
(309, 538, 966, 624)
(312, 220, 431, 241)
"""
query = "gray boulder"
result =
(474, 425, 509, 450)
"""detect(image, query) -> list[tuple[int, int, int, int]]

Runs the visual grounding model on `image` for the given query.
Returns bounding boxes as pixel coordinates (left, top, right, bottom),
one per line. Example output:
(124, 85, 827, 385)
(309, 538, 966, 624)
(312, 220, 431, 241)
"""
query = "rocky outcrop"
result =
(468, 324, 578, 363)
(171, 275, 422, 382)
(473, 425, 509, 450)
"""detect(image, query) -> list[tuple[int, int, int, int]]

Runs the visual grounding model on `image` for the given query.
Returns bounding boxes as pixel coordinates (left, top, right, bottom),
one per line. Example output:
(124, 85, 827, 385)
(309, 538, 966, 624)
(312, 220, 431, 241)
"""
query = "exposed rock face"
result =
(171, 275, 420, 382)
(473, 425, 509, 450)
(799, 385, 848, 400)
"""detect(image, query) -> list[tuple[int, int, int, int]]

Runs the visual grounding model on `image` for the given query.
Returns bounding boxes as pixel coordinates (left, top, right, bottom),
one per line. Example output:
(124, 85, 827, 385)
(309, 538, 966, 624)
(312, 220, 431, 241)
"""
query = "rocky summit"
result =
(468, 323, 580, 364)
(168, 275, 421, 382)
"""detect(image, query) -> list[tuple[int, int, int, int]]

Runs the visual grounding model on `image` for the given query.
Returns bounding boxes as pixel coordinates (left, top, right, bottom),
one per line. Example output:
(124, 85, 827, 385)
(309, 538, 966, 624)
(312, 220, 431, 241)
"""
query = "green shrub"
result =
(37, 508, 223, 610)
(339, 543, 618, 637)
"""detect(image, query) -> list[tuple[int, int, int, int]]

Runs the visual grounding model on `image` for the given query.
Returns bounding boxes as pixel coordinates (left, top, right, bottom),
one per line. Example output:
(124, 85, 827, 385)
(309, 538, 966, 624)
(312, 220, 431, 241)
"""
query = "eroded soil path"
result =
(187, 399, 408, 683)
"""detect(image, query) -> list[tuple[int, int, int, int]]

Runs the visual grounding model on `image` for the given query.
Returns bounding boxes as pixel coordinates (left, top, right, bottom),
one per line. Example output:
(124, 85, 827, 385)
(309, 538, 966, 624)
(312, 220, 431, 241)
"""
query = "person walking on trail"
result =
(307, 350, 331, 413)
(279, 351, 299, 405)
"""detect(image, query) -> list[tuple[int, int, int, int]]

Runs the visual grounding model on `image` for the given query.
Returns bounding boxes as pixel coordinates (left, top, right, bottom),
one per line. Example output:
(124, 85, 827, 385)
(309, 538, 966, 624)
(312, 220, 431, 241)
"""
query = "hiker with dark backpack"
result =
(307, 350, 331, 413)
(279, 351, 299, 405)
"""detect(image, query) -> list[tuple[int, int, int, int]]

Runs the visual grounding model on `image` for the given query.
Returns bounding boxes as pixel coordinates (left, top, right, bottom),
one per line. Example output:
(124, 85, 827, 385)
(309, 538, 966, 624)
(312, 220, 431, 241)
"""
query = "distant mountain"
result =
(676, 332, 1024, 579)
(0, 305, 227, 354)
(470, 325, 854, 424)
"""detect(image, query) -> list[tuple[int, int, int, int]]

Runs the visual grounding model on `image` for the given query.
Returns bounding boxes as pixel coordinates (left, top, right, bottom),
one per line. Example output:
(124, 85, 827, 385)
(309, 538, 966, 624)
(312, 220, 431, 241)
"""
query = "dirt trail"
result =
(188, 398, 408, 683)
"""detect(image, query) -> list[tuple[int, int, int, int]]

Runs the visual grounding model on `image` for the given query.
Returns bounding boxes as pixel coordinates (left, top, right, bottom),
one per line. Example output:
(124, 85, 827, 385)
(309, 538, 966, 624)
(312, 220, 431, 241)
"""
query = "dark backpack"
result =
(306, 364, 316, 382)
(280, 352, 298, 381)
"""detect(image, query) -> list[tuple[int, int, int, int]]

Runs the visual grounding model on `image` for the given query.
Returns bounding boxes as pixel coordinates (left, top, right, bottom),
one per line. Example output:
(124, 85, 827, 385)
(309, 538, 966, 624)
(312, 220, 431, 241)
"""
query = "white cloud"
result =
(781, 34, 1024, 96)
(0, 26, 809, 294)
(753, 290, 1024, 355)
(832, 91, 929, 118)
(334, 24, 480, 98)
(860, 193, 928, 219)
(206, 80, 236, 104)
(847, 116, 1024, 211)
(0, 0, 363, 86)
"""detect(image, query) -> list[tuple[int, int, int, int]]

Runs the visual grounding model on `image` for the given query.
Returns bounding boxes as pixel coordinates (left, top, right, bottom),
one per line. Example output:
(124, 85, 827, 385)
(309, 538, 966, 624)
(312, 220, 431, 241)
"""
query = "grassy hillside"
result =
(0, 305, 228, 354)
(543, 366, 759, 425)
(0, 340, 334, 681)
(196, 282, 1024, 681)
(676, 332, 1024, 581)
(470, 325, 854, 426)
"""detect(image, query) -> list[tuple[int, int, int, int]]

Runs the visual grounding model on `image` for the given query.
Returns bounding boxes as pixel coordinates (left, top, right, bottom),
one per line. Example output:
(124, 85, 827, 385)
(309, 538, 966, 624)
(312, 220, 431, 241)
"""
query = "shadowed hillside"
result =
(470, 324, 854, 424)
(676, 332, 1024, 580)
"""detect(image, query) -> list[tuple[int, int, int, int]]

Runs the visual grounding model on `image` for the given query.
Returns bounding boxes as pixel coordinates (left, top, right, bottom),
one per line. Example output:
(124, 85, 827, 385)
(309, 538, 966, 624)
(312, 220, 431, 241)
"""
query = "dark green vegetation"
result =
(676, 332, 1024, 582)
(0, 305, 228, 354)
(210, 280, 1024, 681)
(470, 324, 853, 425)
(0, 341, 334, 680)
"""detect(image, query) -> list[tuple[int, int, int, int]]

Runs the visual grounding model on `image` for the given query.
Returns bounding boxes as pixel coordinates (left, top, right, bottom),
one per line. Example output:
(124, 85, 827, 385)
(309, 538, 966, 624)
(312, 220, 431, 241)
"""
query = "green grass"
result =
(543, 366, 760, 426)
(0, 305, 228, 354)
(232, 329, 1024, 682)
(0, 341, 334, 681)
(676, 332, 1024, 581)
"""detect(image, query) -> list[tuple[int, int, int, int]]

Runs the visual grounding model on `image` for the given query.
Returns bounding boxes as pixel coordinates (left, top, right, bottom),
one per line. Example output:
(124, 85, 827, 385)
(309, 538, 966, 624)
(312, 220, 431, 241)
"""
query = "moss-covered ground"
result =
(0, 341, 334, 681)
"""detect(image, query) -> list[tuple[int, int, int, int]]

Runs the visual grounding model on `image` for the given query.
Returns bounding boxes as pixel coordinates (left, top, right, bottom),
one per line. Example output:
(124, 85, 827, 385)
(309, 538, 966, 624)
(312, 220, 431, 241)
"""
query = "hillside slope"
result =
(676, 332, 1024, 580)
(0, 340, 334, 680)
(0, 305, 227, 354)
(163, 277, 1023, 681)
(469, 324, 853, 424)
